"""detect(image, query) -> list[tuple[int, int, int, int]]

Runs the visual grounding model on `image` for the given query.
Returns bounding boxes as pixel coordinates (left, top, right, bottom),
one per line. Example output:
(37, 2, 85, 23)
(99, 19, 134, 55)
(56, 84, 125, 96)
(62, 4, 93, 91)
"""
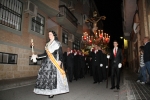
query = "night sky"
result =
(94, 0, 123, 48)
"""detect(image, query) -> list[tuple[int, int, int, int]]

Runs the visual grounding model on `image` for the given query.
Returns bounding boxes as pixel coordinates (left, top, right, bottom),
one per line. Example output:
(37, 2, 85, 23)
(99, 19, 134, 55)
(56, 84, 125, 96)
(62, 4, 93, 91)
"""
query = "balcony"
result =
(31, 0, 59, 17)
(123, 0, 137, 40)
(56, 5, 78, 33)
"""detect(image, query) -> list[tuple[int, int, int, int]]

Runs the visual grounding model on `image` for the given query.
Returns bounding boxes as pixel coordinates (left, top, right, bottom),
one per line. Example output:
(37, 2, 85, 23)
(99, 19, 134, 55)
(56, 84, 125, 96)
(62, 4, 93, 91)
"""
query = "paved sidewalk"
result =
(123, 69, 150, 100)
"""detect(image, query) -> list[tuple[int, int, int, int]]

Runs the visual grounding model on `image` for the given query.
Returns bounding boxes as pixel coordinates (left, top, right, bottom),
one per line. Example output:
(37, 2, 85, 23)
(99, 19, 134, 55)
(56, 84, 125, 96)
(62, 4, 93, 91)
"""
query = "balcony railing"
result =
(59, 5, 78, 27)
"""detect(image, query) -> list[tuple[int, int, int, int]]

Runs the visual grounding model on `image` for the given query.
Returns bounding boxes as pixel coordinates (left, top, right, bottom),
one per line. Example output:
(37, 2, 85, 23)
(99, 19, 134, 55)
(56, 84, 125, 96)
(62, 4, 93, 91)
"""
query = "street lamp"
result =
(120, 37, 123, 39)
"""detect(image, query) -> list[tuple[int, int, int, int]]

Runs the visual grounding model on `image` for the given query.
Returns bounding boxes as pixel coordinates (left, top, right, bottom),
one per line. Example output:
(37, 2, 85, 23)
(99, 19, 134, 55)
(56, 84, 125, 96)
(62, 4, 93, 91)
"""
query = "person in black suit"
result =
(143, 37, 150, 83)
(80, 52, 86, 78)
(77, 50, 82, 78)
(66, 47, 74, 82)
(110, 40, 123, 90)
(73, 49, 80, 81)
(63, 51, 67, 73)
(97, 46, 104, 82)
(102, 49, 108, 81)
(90, 45, 103, 84)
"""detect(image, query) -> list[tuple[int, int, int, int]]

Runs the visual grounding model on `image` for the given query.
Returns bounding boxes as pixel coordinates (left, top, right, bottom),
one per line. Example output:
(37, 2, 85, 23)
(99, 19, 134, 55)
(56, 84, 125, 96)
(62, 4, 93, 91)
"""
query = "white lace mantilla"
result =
(45, 40, 60, 53)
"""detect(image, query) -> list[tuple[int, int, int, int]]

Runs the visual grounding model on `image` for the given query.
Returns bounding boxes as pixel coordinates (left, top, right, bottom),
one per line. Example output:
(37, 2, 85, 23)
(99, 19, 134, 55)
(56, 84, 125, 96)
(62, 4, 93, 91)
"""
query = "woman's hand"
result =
(31, 54, 38, 62)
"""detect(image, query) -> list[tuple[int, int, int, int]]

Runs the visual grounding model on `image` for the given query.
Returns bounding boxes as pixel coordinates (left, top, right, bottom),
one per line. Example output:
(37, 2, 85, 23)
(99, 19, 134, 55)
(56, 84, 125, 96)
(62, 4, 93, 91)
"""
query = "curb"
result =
(0, 80, 36, 91)
(0, 77, 36, 91)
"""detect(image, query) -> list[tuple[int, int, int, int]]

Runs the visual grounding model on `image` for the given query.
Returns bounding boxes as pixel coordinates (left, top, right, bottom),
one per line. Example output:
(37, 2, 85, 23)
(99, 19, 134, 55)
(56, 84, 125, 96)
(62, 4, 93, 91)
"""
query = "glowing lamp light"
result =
(99, 34, 103, 39)
(89, 40, 92, 43)
(82, 30, 110, 46)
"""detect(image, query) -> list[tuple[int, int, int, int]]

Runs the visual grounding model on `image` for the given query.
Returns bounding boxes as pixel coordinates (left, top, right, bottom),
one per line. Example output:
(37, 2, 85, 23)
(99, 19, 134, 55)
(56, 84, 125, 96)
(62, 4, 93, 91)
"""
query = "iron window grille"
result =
(0, 52, 18, 64)
(62, 32, 68, 45)
(31, 13, 45, 35)
(73, 41, 80, 50)
(0, 0, 23, 31)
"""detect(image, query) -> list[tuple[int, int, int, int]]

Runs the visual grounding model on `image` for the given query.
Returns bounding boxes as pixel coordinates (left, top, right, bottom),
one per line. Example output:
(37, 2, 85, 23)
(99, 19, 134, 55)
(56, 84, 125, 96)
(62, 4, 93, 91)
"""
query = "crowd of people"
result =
(63, 45, 108, 83)
(63, 40, 123, 90)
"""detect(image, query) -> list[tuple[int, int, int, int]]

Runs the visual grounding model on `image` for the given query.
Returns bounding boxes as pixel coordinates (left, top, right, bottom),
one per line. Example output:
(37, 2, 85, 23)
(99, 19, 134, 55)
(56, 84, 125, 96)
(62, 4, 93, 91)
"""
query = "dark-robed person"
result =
(85, 56, 91, 75)
(80, 52, 86, 78)
(66, 47, 74, 82)
(74, 50, 81, 81)
(63, 51, 67, 73)
(143, 37, 150, 83)
(102, 49, 108, 81)
(90, 45, 103, 84)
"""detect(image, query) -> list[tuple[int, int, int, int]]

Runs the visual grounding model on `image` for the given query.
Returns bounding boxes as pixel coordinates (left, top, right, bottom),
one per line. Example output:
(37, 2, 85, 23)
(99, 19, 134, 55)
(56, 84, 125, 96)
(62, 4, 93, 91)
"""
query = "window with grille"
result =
(0, 52, 18, 64)
(62, 32, 68, 45)
(0, 0, 23, 31)
(31, 14, 45, 35)
(73, 40, 80, 50)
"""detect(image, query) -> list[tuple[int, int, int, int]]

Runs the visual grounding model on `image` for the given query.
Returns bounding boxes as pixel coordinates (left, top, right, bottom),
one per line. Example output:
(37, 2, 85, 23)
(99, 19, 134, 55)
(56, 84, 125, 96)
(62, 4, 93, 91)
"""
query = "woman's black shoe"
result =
(49, 95, 54, 98)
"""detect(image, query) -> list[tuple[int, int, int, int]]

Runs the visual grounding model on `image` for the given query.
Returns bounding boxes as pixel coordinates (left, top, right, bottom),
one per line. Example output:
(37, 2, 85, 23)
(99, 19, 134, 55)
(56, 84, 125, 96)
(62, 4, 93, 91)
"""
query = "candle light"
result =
(31, 39, 34, 54)
(31, 39, 33, 43)
(104, 33, 106, 38)
(82, 30, 110, 45)
(98, 30, 100, 34)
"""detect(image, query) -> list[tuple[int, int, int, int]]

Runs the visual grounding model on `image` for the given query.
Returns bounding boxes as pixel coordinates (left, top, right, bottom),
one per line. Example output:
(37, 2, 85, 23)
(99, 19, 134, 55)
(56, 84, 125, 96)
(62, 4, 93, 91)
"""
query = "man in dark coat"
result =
(90, 45, 103, 84)
(110, 40, 123, 90)
(63, 52, 67, 73)
(102, 49, 108, 81)
(73, 49, 78, 81)
(66, 47, 74, 82)
(143, 37, 150, 83)
(80, 52, 86, 78)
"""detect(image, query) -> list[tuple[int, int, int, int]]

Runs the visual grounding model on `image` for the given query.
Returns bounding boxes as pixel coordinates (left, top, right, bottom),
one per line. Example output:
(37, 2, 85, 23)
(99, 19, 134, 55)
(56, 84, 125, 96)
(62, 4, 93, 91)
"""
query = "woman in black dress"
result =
(33, 31, 69, 98)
